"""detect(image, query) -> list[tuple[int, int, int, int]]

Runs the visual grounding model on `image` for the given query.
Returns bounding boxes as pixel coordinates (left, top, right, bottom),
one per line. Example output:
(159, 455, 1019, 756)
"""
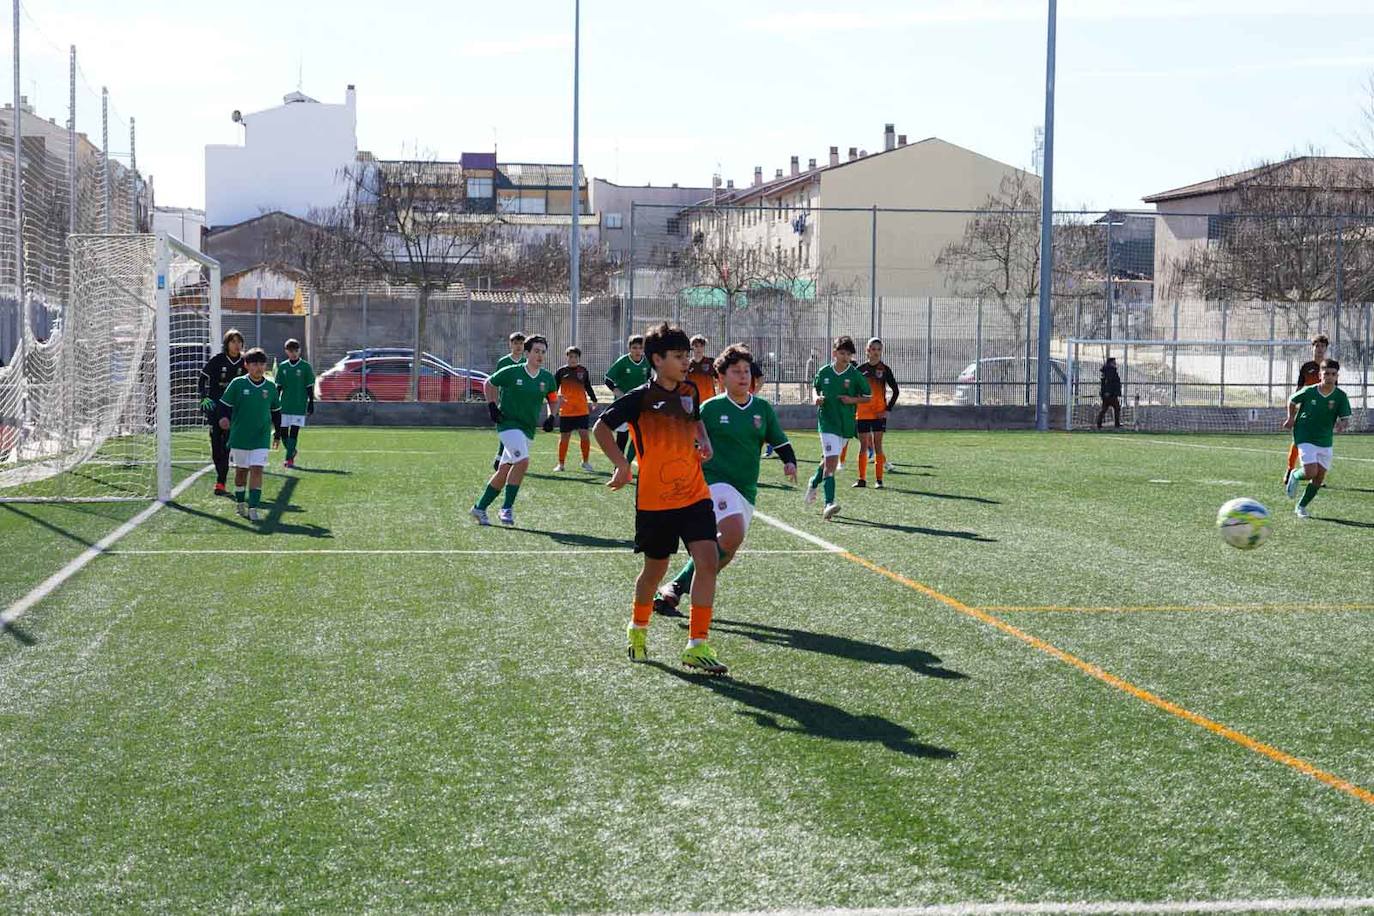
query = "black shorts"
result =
(856, 418, 887, 434)
(559, 414, 590, 433)
(634, 499, 716, 559)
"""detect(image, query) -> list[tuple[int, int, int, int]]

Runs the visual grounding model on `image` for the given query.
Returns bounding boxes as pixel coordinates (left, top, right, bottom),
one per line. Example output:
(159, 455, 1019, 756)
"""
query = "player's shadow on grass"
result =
(2, 620, 37, 646)
(831, 517, 996, 542)
(882, 487, 1000, 505)
(290, 467, 352, 476)
(650, 663, 956, 759)
(504, 526, 633, 549)
(165, 481, 332, 539)
(707, 618, 968, 680)
(1314, 516, 1374, 529)
(525, 472, 611, 486)
(1324, 485, 1374, 495)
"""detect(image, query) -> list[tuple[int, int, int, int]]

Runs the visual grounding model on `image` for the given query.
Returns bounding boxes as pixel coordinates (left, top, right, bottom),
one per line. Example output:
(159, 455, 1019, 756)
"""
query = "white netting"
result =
(0, 235, 213, 500)
(1065, 338, 1373, 433)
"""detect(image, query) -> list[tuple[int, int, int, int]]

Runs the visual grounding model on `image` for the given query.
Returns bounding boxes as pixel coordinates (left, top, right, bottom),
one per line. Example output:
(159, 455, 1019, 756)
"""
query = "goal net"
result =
(1065, 337, 1373, 433)
(0, 234, 221, 501)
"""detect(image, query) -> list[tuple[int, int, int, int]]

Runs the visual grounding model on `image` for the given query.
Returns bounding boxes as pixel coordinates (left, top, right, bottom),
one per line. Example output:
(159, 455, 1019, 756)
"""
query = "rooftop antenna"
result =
(297, 57, 303, 92)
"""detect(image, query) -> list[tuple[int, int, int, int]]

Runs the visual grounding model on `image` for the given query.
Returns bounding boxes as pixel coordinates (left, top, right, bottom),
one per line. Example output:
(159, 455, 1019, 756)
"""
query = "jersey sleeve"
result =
(554, 366, 570, 387)
(489, 365, 514, 390)
(813, 369, 825, 392)
(219, 378, 239, 408)
(582, 370, 598, 402)
(271, 385, 282, 411)
(1339, 391, 1353, 418)
(884, 365, 900, 408)
(599, 388, 642, 429)
(304, 362, 316, 387)
(1289, 386, 1308, 405)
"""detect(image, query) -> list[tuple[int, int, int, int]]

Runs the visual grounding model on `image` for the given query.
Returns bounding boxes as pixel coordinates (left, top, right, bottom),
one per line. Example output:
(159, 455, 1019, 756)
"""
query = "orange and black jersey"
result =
(856, 361, 899, 420)
(686, 357, 718, 404)
(554, 365, 598, 417)
(1296, 360, 1321, 389)
(600, 381, 710, 511)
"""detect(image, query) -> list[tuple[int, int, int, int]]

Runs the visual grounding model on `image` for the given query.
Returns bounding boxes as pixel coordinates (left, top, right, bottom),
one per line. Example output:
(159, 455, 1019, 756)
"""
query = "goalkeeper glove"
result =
(487, 402, 503, 424)
(543, 415, 555, 433)
(200, 397, 215, 414)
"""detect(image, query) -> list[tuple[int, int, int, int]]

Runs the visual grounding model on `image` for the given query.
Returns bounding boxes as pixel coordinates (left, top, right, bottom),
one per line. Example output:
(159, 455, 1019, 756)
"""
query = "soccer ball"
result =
(1216, 498, 1272, 550)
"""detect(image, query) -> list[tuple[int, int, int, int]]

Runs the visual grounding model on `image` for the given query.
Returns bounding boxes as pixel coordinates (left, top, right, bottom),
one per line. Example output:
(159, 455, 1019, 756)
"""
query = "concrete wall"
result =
(311, 400, 1058, 430)
(205, 89, 357, 228)
(591, 179, 714, 261)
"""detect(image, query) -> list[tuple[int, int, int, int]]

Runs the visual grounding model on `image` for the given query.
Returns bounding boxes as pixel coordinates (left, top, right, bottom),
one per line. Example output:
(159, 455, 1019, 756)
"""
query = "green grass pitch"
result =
(1, 428, 1372, 913)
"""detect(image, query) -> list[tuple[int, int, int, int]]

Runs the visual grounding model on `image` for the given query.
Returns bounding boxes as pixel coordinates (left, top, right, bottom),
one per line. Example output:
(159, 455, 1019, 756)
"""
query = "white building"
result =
(152, 207, 205, 251)
(205, 87, 358, 229)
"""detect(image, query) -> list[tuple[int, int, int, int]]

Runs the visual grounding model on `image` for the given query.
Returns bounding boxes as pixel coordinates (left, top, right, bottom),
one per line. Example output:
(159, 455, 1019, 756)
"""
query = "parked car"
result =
(953, 357, 1068, 406)
(317, 355, 488, 402)
(342, 348, 462, 374)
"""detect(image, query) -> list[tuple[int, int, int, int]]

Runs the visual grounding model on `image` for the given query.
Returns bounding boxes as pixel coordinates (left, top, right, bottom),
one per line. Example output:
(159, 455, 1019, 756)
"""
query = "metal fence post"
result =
(464, 293, 473, 396)
(1024, 301, 1032, 406)
(255, 286, 262, 348)
(1219, 300, 1228, 407)
(774, 296, 783, 402)
(925, 295, 933, 407)
(517, 292, 526, 335)
(825, 294, 833, 352)
(1267, 301, 1276, 406)
(1335, 218, 1344, 357)
(1105, 216, 1114, 340)
(974, 298, 983, 407)
(626, 204, 636, 345)
(1363, 301, 1371, 408)
(361, 291, 369, 396)
(1171, 298, 1179, 406)
(869, 205, 878, 337)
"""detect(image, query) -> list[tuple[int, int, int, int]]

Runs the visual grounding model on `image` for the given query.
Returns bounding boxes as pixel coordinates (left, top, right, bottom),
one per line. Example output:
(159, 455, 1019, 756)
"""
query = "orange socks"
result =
(1287, 444, 1299, 473)
(688, 604, 713, 641)
(581, 439, 591, 462)
(857, 450, 868, 480)
(632, 601, 653, 628)
(558, 437, 570, 464)
(875, 452, 885, 483)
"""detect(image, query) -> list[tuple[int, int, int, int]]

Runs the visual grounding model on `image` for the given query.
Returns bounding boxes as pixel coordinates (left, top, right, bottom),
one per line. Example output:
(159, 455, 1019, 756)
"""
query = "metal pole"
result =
(774, 297, 782, 402)
(464, 292, 472, 398)
(925, 295, 933, 407)
(154, 239, 172, 501)
(569, 0, 581, 348)
(128, 118, 137, 231)
(255, 286, 262, 348)
(361, 291, 369, 395)
(625, 203, 636, 346)
(1267, 301, 1276, 406)
(1219, 300, 1228, 407)
(1171, 299, 1179, 406)
(101, 87, 110, 232)
(1034, 0, 1057, 431)
(1334, 218, 1344, 357)
(974, 298, 983, 407)
(68, 46, 76, 237)
(1363, 301, 1370, 408)
(1105, 217, 1113, 340)
(825, 294, 832, 351)
(12, 0, 23, 344)
(869, 205, 878, 336)
(1025, 300, 1032, 406)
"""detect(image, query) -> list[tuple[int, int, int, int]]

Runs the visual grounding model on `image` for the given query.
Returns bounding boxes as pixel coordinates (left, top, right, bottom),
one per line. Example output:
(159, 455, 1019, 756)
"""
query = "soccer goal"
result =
(0, 234, 221, 502)
(1064, 337, 1373, 433)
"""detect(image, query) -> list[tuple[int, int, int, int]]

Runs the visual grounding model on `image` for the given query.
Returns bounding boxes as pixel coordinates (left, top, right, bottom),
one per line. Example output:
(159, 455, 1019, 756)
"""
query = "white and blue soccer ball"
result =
(1216, 498, 1272, 550)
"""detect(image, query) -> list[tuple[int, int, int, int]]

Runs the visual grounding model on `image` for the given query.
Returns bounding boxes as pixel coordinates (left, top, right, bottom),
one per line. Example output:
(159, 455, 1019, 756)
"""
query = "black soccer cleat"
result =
(851, 479, 867, 488)
(653, 583, 686, 618)
(874, 479, 885, 489)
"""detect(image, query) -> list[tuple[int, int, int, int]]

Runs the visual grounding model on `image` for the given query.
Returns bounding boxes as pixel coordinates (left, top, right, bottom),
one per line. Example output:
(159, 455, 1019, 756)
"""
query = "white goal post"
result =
(0, 233, 220, 502)
(1064, 337, 1372, 433)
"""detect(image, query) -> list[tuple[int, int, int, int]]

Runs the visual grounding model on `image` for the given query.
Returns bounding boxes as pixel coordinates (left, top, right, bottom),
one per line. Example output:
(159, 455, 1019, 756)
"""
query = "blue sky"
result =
(9, 0, 1374, 212)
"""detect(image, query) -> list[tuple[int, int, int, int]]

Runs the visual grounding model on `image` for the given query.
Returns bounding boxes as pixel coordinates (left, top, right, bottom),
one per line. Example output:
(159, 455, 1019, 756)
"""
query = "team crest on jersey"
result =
(516, 378, 524, 386)
(718, 415, 729, 424)
(842, 379, 850, 389)
(753, 414, 762, 428)
(680, 396, 694, 413)
(718, 499, 728, 510)
(261, 390, 269, 399)
(876, 369, 884, 379)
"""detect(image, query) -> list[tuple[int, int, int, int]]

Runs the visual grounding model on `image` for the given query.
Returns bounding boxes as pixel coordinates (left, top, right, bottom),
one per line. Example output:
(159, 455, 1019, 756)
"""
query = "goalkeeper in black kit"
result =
(198, 328, 247, 496)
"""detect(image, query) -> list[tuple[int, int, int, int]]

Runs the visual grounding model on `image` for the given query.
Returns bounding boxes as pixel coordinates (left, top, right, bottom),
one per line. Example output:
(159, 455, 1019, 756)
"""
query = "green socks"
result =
(502, 484, 521, 509)
(823, 476, 836, 503)
(672, 560, 695, 591)
(1300, 481, 1320, 508)
(476, 484, 500, 510)
(248, 488, 262, 509)
(234, 488, 246, 504)
(285, 433, 298, 459)
(809, 464, 824, 489)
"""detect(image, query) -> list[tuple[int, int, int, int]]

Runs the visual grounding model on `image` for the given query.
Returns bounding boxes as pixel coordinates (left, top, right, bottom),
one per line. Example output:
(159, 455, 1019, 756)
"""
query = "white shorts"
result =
(230, 447, 269, 468)
(709, 482, 754, 531)
(1296, 442, 1334, 469)
(498, 429, 531, 465)
(819, 432, 847, 458)
(280, 414, 307, 428)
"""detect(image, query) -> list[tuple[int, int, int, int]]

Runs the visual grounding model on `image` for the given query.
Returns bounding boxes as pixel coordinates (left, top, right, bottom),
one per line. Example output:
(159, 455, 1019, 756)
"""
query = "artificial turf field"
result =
(1, 427, 1372, 914)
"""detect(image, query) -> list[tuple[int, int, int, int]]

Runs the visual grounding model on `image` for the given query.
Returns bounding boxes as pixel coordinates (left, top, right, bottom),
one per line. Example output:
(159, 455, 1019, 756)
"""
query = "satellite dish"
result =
(231, 110, 242, 123)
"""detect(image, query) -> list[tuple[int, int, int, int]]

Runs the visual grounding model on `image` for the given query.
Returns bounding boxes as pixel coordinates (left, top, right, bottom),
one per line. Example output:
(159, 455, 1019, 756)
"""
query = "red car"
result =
(316, 355, 487, 402)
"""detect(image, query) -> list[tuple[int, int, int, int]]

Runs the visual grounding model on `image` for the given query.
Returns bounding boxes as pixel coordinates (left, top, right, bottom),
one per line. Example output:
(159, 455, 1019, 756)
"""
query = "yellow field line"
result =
(839, 550, 1374, 808)
(981, 603, 1374, 614)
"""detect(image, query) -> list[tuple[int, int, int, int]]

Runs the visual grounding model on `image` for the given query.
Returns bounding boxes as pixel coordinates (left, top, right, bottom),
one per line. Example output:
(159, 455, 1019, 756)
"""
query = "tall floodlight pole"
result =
(12, 0, 23, 347)
(569, 0, 581, 347)
(1034, 0, 1057, 431)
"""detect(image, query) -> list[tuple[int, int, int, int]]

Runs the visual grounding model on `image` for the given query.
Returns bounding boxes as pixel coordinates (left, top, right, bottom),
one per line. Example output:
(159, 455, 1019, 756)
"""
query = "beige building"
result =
(681, 125, 1038, 300)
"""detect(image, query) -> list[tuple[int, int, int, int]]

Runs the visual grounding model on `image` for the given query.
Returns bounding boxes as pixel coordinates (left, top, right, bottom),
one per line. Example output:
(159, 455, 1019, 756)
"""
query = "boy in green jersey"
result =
(471, 334, 557, 526)
(217, 348, 282, 522)
(603, 334, 649, 459)
(805, 335, 870, 520)
(274, 339, 315, 468)
(491, 332, 527, 469)
(1283, 358, 1352, 518)
(656, 344, 797, 616)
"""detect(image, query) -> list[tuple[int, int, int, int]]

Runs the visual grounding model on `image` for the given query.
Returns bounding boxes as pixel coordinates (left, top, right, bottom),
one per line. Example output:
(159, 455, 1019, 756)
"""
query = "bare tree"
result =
(341, 156, 503, 399)
(1166, 153, 1374, 338)
(483, 228, 616, 294)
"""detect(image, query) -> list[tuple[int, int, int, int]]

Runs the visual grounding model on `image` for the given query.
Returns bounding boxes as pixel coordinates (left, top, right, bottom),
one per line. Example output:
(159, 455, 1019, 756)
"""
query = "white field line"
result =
(1105, 435, 1374, 463)
(104, 547, 834, 557)
(753, 511, 845, 553)
(668, 897, 1374, 916)
(1, 466, 214, 627)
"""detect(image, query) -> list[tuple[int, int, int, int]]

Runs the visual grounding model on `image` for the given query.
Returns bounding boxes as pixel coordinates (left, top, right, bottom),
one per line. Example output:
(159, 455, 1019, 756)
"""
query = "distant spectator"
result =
(1097, 357, 1122, 429)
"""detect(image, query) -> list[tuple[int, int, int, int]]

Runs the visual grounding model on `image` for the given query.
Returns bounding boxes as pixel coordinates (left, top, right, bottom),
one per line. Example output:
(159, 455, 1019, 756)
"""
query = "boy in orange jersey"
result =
(593, 322, 725, 675)
(853, 337, 900, 489)
(552, 346, 599, 472)
(1284, 334, 1328, 489)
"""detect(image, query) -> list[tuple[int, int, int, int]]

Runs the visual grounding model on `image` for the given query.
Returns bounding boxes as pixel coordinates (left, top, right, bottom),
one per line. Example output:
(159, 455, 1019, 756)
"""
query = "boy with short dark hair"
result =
(1283, 358, 1351, 518)
(593, 322, 726, 674)
(199, 328, 246, 495)
(806, 335, 870, 520)
(218, 348, 281, 522)
(553, 346, 598, 472)
(604, 334, 649, 460)
(472, 334, 557, 527)
(492, 333, 527, 469)
(275, 338, 315, 468)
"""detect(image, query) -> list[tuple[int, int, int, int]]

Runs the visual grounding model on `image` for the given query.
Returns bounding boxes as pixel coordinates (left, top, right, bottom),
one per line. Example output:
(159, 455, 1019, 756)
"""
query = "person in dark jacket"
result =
(198, 328, 247, 495)
(1097, 357, 1122, 429)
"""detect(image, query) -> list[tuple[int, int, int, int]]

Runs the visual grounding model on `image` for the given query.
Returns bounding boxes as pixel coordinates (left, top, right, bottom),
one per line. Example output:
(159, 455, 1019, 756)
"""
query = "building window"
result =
(666, 216, 681, 236)
(466, 177, 493, 199)
(605, 212, 623, 230)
